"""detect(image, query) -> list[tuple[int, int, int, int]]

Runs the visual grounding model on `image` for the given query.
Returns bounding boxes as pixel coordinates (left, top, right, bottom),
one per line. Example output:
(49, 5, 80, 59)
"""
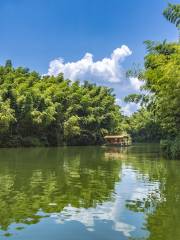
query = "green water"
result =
(0, 144, 179, 240)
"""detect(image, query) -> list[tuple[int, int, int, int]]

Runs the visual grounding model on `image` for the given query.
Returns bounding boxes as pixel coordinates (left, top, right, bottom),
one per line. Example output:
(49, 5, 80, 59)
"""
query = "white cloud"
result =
(47, 45, 132, 83)
(115, 98, 140, 116)
(52, 203, 135, 237)
(129, 77, 143, 91)
(115, 98, 122, 105)
(121, 102, 140, 116)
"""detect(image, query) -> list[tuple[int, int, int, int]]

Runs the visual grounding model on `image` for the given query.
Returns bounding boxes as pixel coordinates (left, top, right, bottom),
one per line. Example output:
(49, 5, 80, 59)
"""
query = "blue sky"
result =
(0, 0, 178, 114)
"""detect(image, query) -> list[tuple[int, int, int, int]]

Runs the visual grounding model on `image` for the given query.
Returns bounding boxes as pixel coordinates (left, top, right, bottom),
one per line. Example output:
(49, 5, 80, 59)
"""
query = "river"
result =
(0, 144, 179, 240)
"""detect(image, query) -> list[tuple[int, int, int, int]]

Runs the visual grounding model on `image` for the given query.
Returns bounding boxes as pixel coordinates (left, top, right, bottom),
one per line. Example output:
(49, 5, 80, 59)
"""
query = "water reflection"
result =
(0, 145, 179, 240)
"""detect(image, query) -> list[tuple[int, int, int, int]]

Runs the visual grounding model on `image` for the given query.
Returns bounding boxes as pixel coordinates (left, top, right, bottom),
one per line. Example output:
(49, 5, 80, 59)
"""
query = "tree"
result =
(0, 98, 15, 133)
(5, 60, 12, 68)
(163, 3, 180, 41)
(163, 3, 180, 28)
(0, 60, 123, 147)
(124, 3, 180, 158)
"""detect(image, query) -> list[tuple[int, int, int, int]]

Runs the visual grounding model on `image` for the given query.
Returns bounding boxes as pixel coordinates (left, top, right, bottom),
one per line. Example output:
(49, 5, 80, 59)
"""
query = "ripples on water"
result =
(0, 144, 179, 240)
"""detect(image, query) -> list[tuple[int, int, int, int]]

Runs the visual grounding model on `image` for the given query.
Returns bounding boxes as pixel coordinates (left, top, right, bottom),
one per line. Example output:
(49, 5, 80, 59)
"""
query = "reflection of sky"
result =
(1, 164, 160, 240)
(49, 166, 160, 239)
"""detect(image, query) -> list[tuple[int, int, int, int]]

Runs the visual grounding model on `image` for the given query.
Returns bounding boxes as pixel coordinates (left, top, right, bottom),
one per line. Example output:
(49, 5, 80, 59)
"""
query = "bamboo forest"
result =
(0, 2, 180, 240)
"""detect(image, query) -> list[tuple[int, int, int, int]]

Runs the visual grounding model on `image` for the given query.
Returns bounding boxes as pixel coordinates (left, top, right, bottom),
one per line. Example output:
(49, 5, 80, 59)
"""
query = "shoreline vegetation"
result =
(0, 3, 180, 159)
(0, 65, 124, 147)
(124, 3, 180, 159)
(0, 61, 129, 147)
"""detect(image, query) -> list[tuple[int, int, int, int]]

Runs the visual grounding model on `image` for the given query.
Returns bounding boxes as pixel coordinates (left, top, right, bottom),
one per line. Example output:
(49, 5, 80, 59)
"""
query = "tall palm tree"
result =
(163, 3, 180, 28)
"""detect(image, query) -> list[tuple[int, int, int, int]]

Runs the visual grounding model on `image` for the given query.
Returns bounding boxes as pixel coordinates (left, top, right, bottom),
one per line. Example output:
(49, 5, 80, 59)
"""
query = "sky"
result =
(0, 0, 178, 114)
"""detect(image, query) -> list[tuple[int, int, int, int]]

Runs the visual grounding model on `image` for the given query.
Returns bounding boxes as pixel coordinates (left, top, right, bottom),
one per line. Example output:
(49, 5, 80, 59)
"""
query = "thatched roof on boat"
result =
(104, 135, 129, 139)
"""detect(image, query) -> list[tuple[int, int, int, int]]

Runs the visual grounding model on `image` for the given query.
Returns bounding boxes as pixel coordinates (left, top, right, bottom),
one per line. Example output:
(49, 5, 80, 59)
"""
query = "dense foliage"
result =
(125, 3, 180, 158)
(0, 63, 122, 147)
(0, 147, 122, 233)
(124, 108, 162, 143)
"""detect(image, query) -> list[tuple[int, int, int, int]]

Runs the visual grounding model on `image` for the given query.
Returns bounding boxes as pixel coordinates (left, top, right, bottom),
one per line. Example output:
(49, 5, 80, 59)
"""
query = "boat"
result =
(104, 134, 131, 146)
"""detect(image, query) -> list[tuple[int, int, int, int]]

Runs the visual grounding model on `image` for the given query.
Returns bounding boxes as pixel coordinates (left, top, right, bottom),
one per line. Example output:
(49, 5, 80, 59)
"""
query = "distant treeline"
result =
(0, 62, 123, 147)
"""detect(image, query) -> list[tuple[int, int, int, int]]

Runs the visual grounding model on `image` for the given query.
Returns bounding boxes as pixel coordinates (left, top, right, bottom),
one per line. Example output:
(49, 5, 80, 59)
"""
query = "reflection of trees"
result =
(104, 146, 128, 160)
(123, 145, 180, 240)
(0, 147, 122, 232)
(1, 144, 179, 239)
(144, 161, 180, 240)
